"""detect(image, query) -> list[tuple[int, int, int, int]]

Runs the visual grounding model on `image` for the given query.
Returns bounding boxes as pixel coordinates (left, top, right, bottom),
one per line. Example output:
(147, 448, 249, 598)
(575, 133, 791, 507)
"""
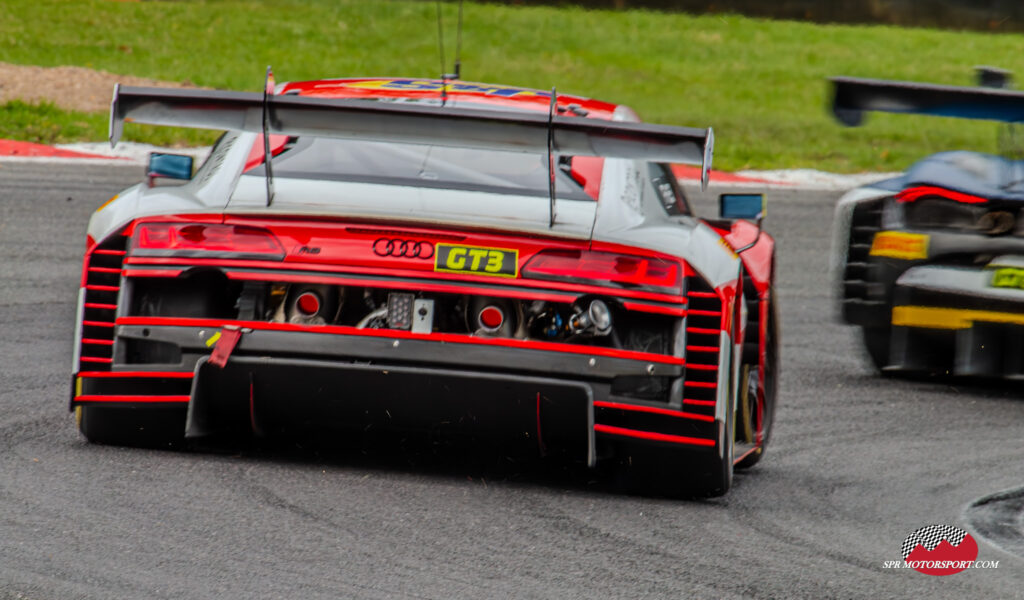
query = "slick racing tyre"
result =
(861, 326, 890, 372)
(736, 296, 779, 469)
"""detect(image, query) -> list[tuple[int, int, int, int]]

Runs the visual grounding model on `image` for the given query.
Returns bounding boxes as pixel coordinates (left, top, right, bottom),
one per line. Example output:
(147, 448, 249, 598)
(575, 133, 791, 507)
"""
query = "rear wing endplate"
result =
(110, 85, 715, 190)
(831, 76, 1024, 126)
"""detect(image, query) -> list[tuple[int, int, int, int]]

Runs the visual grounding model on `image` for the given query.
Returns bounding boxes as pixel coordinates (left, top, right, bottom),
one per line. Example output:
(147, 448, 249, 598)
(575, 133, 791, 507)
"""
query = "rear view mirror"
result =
(719, 193, 765, 220)
(147, 152, 194, 185)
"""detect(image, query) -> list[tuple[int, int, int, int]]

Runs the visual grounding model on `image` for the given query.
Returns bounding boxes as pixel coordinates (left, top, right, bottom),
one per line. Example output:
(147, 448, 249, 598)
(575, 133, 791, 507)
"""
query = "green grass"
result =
(2, 0, 1023, 171)
(0, 100, 219, 146)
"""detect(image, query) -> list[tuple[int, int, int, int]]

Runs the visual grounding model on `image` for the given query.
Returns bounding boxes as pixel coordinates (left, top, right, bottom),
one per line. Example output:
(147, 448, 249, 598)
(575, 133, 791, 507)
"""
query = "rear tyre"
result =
(77, 404, 186, 449)
(736, 296, 779, 469)
(861, 326, 891, 372)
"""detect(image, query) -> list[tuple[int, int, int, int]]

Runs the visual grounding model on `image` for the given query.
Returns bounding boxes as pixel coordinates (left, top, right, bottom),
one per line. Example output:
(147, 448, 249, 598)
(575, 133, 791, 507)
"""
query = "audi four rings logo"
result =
(373, 238, 434, 259)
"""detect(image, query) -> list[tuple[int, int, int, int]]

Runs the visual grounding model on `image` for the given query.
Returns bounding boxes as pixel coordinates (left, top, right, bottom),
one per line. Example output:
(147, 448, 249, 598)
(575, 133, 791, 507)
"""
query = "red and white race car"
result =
(72, 76, 778, 496)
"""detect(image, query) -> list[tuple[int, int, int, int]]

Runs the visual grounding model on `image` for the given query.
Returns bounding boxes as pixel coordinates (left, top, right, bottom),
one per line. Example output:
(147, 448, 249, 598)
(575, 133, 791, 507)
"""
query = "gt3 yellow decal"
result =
(869, 231, 929, 260)
(434, 243, 518, 277)
(989, 267, 1024, 290)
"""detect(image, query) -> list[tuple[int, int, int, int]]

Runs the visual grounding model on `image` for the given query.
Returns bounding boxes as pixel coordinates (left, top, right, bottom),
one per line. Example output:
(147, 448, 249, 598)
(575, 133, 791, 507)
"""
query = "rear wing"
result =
(109, 85, 715, 189)
(830, 76, 1024, 126)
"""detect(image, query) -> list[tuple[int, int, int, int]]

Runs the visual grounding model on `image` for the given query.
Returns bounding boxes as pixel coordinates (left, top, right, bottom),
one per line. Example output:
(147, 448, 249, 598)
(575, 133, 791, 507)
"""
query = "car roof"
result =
(279, 77, 621, 119)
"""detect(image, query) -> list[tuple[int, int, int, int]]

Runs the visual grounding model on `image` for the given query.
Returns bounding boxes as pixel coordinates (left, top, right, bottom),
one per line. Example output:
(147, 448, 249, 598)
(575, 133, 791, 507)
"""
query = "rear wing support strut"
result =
(262, 66, 275, 207)
(547, 88, 557, 228)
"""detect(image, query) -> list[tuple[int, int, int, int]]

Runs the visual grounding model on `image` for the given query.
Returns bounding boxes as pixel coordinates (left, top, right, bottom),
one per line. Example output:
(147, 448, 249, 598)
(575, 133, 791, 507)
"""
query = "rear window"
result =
(248, 137, 594, 201)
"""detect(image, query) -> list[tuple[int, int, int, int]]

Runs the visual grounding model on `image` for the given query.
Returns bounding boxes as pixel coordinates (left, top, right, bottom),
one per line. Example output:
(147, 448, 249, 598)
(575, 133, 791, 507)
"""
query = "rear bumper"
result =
(884, 265, 1024, 377)
(73, 324, 724, 463)
(189, 355, 598, 464)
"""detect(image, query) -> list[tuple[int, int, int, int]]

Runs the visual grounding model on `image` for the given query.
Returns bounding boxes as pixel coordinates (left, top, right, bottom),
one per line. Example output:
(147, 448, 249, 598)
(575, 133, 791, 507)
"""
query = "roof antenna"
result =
(435, 1, 448, 107)
(451, 0, 463, 80)
(262, 66, 275, 207)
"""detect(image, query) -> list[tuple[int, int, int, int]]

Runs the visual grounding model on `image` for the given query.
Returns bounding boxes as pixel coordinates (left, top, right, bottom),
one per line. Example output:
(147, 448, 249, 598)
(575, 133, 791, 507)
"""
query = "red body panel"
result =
(718, 219, 775, 298)
(125, 215, 694, 308)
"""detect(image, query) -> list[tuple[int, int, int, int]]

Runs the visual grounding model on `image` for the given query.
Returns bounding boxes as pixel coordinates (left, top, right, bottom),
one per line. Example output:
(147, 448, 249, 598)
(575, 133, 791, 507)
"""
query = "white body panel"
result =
(830, 184, 891, 303)
(227, 175, 598, 240)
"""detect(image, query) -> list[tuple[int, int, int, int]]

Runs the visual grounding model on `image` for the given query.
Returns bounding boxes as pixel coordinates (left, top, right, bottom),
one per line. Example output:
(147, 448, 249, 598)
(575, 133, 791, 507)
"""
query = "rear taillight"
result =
(522, 249, 682, 295)
(130, 223, 285, 259)
(895, 186, 987, 204)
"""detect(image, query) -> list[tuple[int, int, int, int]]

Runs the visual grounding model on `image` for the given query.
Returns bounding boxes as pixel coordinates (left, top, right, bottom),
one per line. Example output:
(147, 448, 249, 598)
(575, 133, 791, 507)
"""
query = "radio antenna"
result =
(436, 1, 448, 106)
(436, 0, 464, 106)
(452, 0, 463, 80)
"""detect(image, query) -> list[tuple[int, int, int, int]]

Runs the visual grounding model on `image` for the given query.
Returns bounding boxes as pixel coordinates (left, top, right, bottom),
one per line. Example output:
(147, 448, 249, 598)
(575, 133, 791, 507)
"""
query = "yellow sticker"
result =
(205, 331, 222, 347)
(892, 305, 1024, 330)
(96, 194, 119, 212)
(869, 231, 929, 260)
(990, 267, 1024, 290)
(434, 243, 519, 277)
(717, 237, 738, 259)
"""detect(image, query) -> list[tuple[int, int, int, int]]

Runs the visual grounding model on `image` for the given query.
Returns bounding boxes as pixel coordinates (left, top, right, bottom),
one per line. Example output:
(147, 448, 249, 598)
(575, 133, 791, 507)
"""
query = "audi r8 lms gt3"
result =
(831, 74, 1024, 377)
(71, 76, 778, 496)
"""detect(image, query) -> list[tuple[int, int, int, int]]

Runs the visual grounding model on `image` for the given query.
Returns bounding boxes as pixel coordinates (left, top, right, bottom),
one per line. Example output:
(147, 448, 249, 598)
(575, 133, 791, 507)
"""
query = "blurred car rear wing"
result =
(109, 84, 715, 189)
(830, 76, 1024, 126)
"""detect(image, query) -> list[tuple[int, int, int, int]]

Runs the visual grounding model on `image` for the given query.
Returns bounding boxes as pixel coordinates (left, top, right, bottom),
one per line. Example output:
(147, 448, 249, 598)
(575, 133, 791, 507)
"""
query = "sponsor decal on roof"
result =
(342, 79, 551, 98)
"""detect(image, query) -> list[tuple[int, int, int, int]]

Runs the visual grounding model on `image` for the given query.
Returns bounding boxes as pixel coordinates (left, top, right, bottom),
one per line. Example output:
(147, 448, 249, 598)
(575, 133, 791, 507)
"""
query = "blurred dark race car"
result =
(72, 75, 778, 496)
(831, 70, 1024, 377)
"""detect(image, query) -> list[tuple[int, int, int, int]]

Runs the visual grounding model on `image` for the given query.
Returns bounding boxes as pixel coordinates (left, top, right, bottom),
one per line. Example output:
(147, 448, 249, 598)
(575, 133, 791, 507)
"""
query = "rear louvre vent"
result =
(683, 275, 721, 419)
(842, 198, 885, 322)
(79, 235, 128, 372)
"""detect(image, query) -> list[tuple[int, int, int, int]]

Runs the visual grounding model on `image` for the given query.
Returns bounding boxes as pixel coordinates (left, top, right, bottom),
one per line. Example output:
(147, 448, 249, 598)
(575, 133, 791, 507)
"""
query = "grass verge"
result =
(1, 0, 1022, 171)
(0, 101, 219, 147)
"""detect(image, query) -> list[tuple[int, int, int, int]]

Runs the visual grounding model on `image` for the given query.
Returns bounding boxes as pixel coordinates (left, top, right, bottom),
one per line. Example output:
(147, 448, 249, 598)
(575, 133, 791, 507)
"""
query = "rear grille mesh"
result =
(79, 235, 127, 372)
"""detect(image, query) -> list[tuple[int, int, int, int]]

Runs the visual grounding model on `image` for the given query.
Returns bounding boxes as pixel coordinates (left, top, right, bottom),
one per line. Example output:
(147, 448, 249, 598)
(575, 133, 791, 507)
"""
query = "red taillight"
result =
(131, 223, 284, 259)
(896, 186, 987, 204)
(522, 249, 682, 295)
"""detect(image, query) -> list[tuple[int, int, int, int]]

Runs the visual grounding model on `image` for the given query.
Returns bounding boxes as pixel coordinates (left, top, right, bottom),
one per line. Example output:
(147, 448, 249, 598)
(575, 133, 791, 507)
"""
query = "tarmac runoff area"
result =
(10, 135, 1018, 563)
(3, 159, 1023, 596)
(964, 487, 1024, 561)
(0, 138, 898, 191)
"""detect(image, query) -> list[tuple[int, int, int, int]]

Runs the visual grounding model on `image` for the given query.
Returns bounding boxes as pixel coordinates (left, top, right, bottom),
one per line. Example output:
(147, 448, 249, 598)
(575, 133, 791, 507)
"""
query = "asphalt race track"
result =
(1, 162, 1021, 599)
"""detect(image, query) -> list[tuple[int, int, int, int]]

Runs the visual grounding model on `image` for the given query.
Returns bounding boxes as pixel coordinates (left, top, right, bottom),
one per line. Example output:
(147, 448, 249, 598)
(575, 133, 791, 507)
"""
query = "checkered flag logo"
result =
(901, 525, 969, 560)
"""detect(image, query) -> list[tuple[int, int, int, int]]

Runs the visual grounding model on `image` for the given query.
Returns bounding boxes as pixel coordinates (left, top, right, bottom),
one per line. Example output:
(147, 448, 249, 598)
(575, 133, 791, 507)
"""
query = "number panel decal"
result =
(869, 231, 929, 260)
(434, 243, 519, 278)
